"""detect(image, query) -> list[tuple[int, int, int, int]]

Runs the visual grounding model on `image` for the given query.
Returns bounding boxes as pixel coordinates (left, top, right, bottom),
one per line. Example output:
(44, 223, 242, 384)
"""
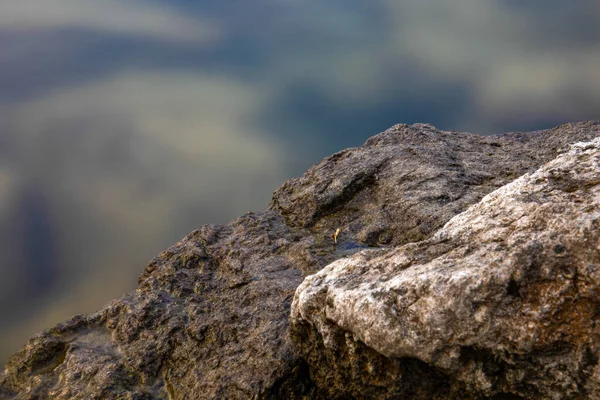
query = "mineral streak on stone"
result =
(1, 121, 599, 399)
(291, 137, 600, 399)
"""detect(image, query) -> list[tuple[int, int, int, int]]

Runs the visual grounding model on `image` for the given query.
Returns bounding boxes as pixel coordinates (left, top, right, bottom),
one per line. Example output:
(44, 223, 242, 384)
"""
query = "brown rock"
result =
(291, 138, 600, 399)
(1, 121, 599, 399)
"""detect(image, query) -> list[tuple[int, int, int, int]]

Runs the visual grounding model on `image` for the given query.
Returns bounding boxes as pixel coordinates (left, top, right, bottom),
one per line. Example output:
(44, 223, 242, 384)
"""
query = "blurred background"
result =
(0, 0, 599, 363)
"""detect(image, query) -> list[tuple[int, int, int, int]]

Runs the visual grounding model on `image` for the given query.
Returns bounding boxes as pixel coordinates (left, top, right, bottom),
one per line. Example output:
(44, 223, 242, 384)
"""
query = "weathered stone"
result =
(291, 138, 600, 399)
(0, 214, 319, 400)
(272, 121, 600, 247)
(1, 121, 599, 399)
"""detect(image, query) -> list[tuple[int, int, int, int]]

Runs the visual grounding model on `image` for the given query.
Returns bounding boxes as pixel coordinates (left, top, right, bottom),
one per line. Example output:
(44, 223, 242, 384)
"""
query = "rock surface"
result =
(1, 121, 599, 399)
(272, 121, 600, 247)
(291, 137, 600, 399)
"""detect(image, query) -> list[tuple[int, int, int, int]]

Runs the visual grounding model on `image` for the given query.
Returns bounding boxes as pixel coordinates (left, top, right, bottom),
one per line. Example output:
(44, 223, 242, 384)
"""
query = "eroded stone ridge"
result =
(272, 121, 600, 247)
(291, 138, 600, 399)
(1, 121, 599, 399)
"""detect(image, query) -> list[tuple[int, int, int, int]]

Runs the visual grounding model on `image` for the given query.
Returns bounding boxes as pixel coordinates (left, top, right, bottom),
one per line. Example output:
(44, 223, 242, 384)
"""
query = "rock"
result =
(291, 138, 600, 399)
(272, 121, 600, 247)
(0, 214, 324, 400)
(1, 121, 599, 399)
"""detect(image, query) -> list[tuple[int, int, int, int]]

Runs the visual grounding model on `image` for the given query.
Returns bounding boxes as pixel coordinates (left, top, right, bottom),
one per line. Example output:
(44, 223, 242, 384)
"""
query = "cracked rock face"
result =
(1, 121, 599, 399)
(291, 138, 600, 399)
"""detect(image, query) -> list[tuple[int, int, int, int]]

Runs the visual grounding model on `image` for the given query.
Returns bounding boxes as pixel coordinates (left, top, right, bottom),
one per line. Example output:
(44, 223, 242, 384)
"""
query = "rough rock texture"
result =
(292, 138, 600, 399)
(0, 213, 327, 400)
(272, 121, 600, 246)
(1, 121, 599, 399)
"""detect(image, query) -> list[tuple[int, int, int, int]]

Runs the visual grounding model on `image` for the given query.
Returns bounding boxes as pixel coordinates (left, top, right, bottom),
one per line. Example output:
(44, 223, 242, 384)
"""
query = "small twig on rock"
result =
(333, 228, 341, 244)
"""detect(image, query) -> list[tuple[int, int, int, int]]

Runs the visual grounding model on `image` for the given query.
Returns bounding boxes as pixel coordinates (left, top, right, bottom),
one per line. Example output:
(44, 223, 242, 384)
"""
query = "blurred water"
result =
(0, 0, 599, 363)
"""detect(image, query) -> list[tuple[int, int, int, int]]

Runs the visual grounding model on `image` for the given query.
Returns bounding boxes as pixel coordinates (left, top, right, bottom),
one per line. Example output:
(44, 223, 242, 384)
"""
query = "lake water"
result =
(0, 0, 599, 362)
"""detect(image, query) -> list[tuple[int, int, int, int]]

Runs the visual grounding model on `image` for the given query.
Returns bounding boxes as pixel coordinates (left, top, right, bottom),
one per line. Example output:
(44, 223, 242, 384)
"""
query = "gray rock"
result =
(272, 121, 600, 247)
(1, 121, 599, 399)
(1, 214, 323, 400)
(291, 138, 600, 399)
